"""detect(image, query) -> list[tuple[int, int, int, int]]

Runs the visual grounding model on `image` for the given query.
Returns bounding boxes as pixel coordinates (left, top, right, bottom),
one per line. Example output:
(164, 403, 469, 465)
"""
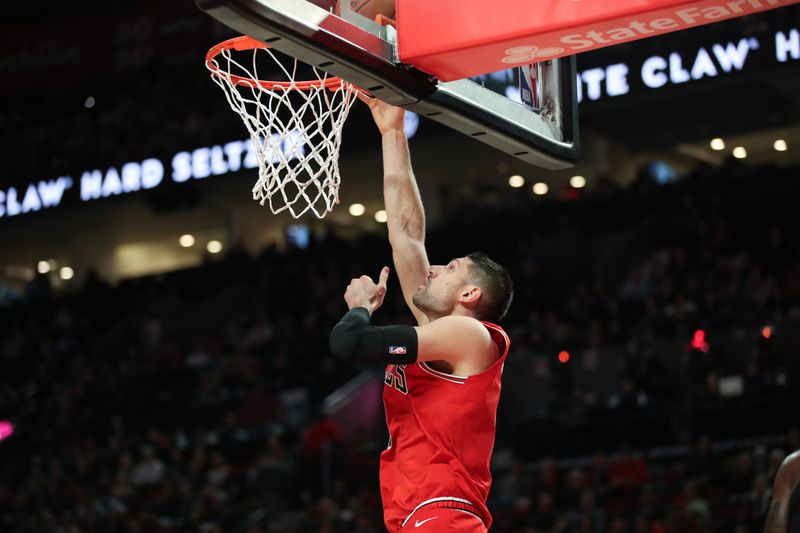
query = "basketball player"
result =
(329, 96, 513, 532)
(764, 450, 800, 533)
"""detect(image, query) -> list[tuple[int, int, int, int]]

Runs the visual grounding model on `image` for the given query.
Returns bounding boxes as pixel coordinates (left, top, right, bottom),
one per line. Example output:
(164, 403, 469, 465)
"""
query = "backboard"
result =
(196, 0, 580, 170)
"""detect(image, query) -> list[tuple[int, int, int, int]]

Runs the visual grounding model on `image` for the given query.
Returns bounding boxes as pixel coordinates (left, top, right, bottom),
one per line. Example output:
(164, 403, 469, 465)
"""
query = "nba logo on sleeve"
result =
(389, 346, 407, 355)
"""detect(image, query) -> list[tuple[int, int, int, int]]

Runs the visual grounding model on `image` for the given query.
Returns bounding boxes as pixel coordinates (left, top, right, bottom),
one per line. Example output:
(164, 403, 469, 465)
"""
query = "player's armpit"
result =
(329, 307, 418, 366)
(414, 316, 497, 369)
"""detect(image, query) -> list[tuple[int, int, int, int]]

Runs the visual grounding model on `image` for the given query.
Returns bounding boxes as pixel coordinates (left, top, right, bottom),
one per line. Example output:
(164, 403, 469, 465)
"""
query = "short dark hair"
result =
(465, 252, 514, 323)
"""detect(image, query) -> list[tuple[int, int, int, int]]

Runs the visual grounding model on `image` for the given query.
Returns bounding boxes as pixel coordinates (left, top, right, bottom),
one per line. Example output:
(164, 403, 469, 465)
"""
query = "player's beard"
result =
(412, 287, 430, 311)
(412, 283, 451, 318)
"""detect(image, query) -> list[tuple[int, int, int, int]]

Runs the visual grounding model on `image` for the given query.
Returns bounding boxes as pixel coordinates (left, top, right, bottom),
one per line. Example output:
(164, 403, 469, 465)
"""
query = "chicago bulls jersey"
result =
(380, 321, 510, 532)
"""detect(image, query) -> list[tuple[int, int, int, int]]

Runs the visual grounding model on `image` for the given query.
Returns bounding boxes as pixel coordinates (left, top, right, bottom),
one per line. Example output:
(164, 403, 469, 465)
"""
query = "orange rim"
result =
(206, 36, 361, 91)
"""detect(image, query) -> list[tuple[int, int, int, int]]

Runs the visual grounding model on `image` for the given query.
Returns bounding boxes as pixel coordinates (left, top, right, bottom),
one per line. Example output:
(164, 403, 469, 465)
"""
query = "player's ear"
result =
(459, 285, 481, 306)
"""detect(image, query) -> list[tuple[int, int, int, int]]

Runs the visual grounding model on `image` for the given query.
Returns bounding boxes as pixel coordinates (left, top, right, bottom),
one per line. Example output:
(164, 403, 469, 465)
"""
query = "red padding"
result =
(397, 0, 798, 81)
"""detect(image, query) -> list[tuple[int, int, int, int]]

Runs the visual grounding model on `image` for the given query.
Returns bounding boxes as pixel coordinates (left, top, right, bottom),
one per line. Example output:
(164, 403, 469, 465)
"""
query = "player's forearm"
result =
(381, 128, 425, 243)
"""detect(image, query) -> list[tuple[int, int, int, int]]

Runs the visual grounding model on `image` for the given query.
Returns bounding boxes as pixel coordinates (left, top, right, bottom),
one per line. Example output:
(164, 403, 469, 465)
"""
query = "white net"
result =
(207, 39, 357, 218)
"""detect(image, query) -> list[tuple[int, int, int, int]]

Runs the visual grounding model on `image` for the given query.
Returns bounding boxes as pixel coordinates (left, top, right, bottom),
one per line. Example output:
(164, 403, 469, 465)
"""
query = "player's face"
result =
(412, 257, 471, 316)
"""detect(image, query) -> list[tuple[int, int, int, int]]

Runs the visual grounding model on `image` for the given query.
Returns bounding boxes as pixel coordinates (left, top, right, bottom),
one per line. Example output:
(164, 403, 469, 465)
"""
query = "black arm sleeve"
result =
(329, 307, 418, 366)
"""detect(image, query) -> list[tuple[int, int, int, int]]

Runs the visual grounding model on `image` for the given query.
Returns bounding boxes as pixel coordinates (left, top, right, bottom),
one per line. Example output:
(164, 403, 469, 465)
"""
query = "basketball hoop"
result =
(205, 36, 360, 219)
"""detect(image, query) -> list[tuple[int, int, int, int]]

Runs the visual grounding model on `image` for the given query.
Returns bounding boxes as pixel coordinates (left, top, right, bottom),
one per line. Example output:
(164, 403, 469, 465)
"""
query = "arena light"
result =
(179, 234, 195, 248)
(207, 240, 223, 254)
(732, 146, 747, 159)
(710, 138, 725, 151)
(762, 326, 773, 339)
(774, 139, 787, 152)
(37, 261, 50, 274)
(0, 420, 13, 442)
(59, 267, 74, 281)
(690, 329, 710, 353)
(374, 210, 388, 223)
(508, 175, 525, 188)
(570, 175, 586, 188)
(532, 182, 549, 195)
(84, 96, 96, 109)
(349, 203, 366, 216)
(558, 350, 570, 364)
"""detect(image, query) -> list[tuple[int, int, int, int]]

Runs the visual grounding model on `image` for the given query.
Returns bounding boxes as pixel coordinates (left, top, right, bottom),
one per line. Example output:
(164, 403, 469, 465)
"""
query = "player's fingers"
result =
(377, 266, 390, 289)
(356, 91, 375, 106)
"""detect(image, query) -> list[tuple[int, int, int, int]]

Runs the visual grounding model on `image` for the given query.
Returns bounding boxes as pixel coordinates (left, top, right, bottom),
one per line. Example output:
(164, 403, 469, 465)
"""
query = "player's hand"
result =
(357, 93, 405, 136)
(344, 266, 390, 315)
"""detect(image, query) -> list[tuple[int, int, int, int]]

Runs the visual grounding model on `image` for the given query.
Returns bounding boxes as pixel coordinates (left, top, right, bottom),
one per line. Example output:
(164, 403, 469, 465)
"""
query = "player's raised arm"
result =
(359, 95, 430, 326)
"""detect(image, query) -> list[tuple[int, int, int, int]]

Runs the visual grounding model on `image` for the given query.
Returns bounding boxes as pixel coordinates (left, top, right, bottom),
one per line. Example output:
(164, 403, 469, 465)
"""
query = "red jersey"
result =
(380, 321, 510, 532)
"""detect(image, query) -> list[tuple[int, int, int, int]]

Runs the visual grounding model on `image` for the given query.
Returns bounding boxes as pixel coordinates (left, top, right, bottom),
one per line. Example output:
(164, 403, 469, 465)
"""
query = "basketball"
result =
(336, 0, 395, 20)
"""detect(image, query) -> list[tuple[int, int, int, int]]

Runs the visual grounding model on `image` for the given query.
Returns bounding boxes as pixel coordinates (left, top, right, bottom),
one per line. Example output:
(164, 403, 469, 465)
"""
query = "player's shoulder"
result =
(773, 449, 800, 490)
(433, 314, 482, 324)
(427, 315, 494, 349)
(780, 450, 800, 471)
(437, 315, 506, 342)
(431, 315, 490, 334)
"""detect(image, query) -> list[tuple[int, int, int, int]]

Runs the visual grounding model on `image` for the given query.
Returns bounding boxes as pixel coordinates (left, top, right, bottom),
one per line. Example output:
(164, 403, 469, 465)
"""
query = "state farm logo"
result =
(502, 45, 565, 64)
(497, 1, 792, 67)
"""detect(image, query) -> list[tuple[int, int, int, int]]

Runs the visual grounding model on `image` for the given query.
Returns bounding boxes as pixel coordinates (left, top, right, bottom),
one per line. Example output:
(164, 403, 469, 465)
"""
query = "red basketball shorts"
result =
(399, 507, 487, 532)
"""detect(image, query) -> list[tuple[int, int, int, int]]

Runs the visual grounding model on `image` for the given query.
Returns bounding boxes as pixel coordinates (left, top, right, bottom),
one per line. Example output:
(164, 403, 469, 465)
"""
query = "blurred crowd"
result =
(489, 431, 800, 533)
(1, 64, 240, 185)
(1, 164, 799, 532)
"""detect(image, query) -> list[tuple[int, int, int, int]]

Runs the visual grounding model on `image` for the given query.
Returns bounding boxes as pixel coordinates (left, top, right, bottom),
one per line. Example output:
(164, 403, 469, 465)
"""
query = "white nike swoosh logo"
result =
(415, 517, 438, 528)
